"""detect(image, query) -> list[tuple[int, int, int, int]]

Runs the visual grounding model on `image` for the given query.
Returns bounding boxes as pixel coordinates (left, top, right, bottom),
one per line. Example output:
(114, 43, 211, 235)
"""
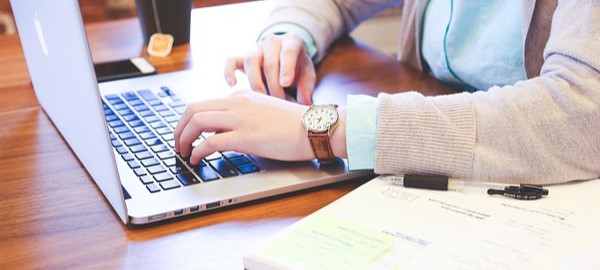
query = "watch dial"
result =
(304, 105, 338, 132)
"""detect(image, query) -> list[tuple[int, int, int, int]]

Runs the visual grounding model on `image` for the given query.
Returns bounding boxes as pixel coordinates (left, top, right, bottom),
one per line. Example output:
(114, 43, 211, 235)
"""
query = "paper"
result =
(245, 177, 600, 269)
(246, 214, 394, 270)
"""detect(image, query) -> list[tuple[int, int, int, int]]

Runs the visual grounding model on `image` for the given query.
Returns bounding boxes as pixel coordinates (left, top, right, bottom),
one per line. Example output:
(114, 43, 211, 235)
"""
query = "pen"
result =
(386, 174, 549, 200)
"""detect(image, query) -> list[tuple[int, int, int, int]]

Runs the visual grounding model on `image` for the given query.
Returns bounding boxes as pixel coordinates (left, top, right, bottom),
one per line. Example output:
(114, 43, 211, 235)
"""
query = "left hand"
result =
(174, 90, 313, 164)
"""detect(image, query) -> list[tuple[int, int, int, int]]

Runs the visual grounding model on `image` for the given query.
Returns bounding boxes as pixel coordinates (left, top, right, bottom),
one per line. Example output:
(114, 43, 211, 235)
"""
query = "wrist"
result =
(331, 107, 347, 159)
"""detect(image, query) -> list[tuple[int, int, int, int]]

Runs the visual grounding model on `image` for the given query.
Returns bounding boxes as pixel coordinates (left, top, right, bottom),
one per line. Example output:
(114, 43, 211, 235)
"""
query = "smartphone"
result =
(94, 57, 157, 83)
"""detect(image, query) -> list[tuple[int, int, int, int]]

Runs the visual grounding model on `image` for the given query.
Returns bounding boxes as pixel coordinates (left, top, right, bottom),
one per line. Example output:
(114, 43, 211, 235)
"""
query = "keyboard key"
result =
(222, 151, 243, 159)
(161, 133, 175, 141)
(158, 110, 174, 117)
(134, 168, 147, 176)
(141, 157, 159, 167)
(117, 108, 133, 116)
(140, 175, 154, 184)
(228, 156, 252, 166)
(135, 151, 153, 160)
(150, 121, 166, 129)
(127, 160, 140, 169)
(153, 104, 169, 112)
(115, 146, 128, 154)
(106, 114, 119, 122)
(139, 110, 154, 117)
(176, 172, 201, 186)
(169, 100, 186, 108)
(173, 106, 186, 115)
(151, 144, 169, 153)
(123, 114, 140, 122)
(129, 99, 143, 106)
(148, 99, 162, 106)
(160, 179, 181, 190)
(148, 164, 167, 174)
(133, 104, 150, 112)
(238, 163, 260, 174)
(118, 131, 136, 140)
(162, 157, 177, 167)
(122, 91, 138, 101)
(138, 89, 158, 101)
(196, 166, 219, 181)
(157, 151, 175, 160)
(209, 159, 238, 178)
(146, 183, 161, 193)
(144, 115, 160, 123)
(139, 132, 156, 140)
(128, 120, 145, 127)
(113, 126, 129, 134)
(108, 120, 124, 127)
(134, 126, 151, 134)
(153, 172, 173, 182)
(121, 153, 135, 161)
(129, 144, 146, 153)
(124, 138, 141, 146)
(111, 139, 122, 147)
(156, 127, 171, 135)
(145, 138, 162, 146)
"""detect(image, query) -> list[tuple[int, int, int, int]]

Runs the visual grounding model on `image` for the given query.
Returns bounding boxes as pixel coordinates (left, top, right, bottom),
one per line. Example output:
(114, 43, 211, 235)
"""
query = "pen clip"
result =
(487, 184, 549, 200)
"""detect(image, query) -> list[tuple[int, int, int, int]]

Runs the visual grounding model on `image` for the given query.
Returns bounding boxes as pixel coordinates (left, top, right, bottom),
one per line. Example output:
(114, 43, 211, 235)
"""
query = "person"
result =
(174, 0, 600, 185)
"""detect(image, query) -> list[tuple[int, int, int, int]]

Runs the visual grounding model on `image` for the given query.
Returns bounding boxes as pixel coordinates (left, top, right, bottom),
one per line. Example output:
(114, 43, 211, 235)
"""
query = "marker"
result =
(386, 174, 548, 200)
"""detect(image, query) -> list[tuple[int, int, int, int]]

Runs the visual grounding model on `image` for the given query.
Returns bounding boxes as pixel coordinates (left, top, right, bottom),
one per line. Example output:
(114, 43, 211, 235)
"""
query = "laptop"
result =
(11, 0, 372, 225)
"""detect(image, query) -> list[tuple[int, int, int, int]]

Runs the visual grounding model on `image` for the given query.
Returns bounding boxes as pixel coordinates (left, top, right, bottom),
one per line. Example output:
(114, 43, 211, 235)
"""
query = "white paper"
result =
(245, 176, 600, 269)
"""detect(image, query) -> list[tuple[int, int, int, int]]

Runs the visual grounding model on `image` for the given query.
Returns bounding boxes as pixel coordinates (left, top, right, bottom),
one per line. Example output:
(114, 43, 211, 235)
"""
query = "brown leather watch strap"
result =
(308, 131, 335, 163)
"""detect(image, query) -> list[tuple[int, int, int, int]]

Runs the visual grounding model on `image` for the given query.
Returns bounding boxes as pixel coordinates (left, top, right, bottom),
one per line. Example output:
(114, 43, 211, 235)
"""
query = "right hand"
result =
(224, 33, 316, 105)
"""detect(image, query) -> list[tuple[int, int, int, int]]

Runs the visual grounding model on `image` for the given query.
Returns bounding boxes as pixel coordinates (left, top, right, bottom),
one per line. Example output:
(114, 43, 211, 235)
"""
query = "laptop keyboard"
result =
(102, 86, 261, 194)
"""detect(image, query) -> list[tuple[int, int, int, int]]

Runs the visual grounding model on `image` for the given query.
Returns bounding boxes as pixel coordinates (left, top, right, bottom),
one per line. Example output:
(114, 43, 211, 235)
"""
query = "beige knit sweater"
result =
(264, 0, 600, 184)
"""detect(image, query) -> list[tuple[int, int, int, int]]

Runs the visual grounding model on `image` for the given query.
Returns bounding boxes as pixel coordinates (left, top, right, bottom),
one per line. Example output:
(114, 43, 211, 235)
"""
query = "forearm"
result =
(264, 0, 402, 62)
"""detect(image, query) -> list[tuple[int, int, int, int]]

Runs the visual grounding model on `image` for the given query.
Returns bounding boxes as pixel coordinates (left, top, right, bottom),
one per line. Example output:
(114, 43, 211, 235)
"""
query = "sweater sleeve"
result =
(374, 1, 600, 185)
(263, 0, 403, 63)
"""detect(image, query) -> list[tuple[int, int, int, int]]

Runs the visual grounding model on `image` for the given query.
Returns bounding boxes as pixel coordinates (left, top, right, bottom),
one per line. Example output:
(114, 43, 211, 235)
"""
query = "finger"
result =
(189, 131, 240, 164)
(243, 47, 268, 95)
(279, 35, 303, 87)
(296, 53, 316, 105)
(174, 99, 235, 152)
(178, 111, 237, 158)
(224, 57, 244, 86)
(261, 35, 286, 99)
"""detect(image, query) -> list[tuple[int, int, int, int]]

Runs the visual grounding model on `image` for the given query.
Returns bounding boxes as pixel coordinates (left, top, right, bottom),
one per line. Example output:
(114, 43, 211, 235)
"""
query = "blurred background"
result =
(0, 0, 401, 56)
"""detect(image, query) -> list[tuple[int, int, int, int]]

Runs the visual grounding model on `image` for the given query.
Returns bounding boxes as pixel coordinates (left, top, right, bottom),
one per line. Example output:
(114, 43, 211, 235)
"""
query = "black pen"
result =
(386, 174, 549, 200)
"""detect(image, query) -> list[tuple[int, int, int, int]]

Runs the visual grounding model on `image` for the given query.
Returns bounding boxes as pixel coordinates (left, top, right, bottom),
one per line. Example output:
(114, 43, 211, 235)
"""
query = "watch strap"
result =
(308, 131, 335, 163)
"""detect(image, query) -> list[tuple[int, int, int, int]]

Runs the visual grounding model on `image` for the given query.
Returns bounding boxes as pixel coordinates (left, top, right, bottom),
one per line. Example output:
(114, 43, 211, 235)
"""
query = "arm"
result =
(374, 1, 600, 184)
(263, 0, 403, 63)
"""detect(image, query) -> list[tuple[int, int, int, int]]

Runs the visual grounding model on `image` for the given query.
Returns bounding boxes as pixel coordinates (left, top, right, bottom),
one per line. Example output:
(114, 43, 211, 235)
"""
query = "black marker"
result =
(387, 174, 548, 200)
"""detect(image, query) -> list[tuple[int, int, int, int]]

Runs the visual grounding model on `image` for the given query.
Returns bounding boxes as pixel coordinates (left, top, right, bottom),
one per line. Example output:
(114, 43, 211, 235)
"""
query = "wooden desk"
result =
(0, 2, 453, 269)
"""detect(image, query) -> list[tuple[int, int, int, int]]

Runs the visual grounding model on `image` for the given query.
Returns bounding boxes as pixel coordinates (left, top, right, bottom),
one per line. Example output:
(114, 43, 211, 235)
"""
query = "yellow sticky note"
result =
(255, 213, 394, 270)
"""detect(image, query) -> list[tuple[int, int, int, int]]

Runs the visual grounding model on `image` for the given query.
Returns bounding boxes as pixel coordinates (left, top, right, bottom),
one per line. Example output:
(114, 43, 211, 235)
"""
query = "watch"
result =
(302, 104, 339, 163)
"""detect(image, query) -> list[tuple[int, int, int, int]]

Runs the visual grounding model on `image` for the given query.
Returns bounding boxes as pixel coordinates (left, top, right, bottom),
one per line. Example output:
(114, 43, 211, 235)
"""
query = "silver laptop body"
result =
(11, 0, 371, 225)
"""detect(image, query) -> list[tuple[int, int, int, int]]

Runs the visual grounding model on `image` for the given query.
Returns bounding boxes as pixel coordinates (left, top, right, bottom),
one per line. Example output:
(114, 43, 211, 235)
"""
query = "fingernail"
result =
(226, 76, 235, 86)
(280, 75, 291, 86)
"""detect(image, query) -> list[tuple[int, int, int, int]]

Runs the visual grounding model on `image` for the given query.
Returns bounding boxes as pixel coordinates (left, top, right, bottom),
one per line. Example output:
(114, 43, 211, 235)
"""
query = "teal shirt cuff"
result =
(258, 23, 318, 60)
(346, 95, 378, 170)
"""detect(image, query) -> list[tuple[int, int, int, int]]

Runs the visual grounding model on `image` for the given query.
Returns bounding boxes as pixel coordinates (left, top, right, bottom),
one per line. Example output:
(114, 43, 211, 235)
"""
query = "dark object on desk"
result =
(94, 57, 157, 82)
(135, 0, 192, 46)
(487, 184, 549, 200)
(396, 174, 549, 200)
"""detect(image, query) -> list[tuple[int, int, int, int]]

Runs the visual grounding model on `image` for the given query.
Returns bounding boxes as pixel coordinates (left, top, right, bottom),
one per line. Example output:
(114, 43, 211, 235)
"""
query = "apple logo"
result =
(34, 11, 49, 58)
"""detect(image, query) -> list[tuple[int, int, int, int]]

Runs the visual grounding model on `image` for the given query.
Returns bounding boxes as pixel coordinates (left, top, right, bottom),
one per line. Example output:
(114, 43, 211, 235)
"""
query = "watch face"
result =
(303, 105, 338, 132)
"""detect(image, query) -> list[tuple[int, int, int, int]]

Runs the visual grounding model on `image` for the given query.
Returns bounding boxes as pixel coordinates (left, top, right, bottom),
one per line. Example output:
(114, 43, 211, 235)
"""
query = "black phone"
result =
(94, 57, 157, 83)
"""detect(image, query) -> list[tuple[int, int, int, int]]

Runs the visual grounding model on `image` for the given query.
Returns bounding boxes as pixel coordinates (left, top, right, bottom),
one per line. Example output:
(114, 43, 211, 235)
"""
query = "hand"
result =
(174, 90, 315, 164)
(224, 33, 316, 105)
